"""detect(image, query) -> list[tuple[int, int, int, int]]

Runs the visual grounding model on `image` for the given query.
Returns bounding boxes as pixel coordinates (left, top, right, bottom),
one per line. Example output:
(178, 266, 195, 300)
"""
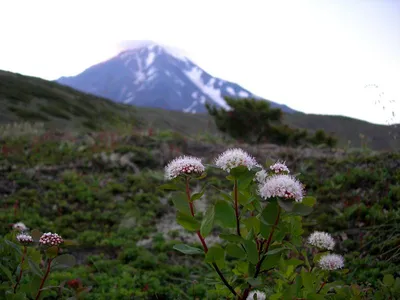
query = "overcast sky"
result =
(1, 0, 399, 125)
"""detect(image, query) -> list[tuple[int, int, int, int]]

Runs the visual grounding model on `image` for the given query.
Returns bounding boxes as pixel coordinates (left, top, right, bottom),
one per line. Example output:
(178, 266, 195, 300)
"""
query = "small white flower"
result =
(318, 254, 345, 270)
(259, 174, 304, 202)
(39, 232, 64, 247)
(215, 148, 259, 172)
(164, 156, 205, 180)
(16, 234, 34, 245)
(13, 222, 28, 232)
(307, 231, 335, 250)
(247, 290, 267, 300)
(269, 161, 290, 174)
(254, 169, 268, 184)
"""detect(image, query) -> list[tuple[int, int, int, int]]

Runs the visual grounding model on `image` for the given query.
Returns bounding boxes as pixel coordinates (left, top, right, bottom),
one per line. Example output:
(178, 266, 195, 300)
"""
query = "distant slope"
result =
(0, 70, 139, 131)
(0, 69, 399, 151)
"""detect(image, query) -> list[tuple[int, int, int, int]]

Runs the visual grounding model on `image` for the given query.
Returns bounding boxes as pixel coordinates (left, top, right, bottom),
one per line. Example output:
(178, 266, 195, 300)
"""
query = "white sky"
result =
(0, 0, 399, 125)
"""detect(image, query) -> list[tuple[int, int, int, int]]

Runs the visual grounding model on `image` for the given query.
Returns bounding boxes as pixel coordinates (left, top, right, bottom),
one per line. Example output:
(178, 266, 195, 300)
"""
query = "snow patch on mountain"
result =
(184, 67, 230, 110)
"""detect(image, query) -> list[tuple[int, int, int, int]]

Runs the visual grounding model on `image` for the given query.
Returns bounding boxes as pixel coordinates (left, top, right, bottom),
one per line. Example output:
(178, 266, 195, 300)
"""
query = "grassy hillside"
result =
(1, 69, 399, 151)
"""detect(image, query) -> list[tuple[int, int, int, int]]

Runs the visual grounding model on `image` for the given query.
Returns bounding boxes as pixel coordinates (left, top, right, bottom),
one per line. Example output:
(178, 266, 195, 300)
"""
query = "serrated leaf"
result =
(173, 244, 204, 255)
(200, 205, 215, 237)
(176, 212, 200, 231)
(226, 243, 246, 259)
(214, 200, 236, 228)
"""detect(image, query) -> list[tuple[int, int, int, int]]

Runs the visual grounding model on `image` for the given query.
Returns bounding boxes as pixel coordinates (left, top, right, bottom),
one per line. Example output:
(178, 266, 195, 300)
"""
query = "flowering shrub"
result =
(0, 225, 90, 300)
(160, 149, 355, 299)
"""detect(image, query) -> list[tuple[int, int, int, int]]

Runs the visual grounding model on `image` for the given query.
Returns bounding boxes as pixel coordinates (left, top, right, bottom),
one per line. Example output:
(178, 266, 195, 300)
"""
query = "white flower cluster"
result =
(39, 232, 64, 247)
(13, 222, 28, 232)
(258, 174, 304, 202)
(16, 233, 34, 245)
(318, 254, 345, 271)
(215, 148, 259, 172)
(164, 156, 205, 180)
(246, 290, 267, 300)
(254, 169, 268, 184)
(307, 231, 335, 250)
(269, 161, 290, 174)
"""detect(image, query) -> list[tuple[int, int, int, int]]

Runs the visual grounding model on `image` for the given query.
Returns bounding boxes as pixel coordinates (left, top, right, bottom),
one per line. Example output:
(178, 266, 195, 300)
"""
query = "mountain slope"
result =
(0, 69, 399, 150)
(56, 41, 296, 113)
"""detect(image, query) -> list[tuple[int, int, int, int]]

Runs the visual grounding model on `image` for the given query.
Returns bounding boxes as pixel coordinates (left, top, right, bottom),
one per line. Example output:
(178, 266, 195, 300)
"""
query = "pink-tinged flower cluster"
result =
(39, 232, 64, 247)
(165, 156, 205, 180)
(16, 234, 34, 245)
(246, 290, 267, 300)
(215, 148, 259, 172)
(307, 231, 335, 250)
(258, 174, 304, 202)
(13, 222, 28, 232)
(269, 161, 290, 174)
(318, 254, 345, 270)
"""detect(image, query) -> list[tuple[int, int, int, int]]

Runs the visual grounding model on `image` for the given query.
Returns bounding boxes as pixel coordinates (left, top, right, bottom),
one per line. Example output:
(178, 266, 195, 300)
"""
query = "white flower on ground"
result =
(318, 254, 345, 270)
(258, 174, 304, 202)
(39, 232, 64, 247)
(16, 234, 34, 245)
(13, 222, 28, 232)
(307, 231, 335, 250)
(247, 290, 267, 300)
(269, 161, 290, 174)
(254, 169, 268, 184)
(215, 148, 259, 172)
(164, 156, 205, 180)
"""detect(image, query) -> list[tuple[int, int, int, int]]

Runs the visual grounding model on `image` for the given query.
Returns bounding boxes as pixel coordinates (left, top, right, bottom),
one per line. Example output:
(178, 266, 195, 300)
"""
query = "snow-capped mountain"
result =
(56, 41, 296, 113)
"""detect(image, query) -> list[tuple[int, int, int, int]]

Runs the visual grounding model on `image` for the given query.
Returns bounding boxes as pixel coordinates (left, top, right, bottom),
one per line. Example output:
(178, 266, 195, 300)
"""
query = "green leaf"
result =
(291, 203, 313, 216)
(246, 277, 262, 287)
(237, 170, 255, 190)
(226, 243, 246, 259)
(313, 252, 329, 264)
(45, 246, 59, 259)
(301, 268, 314, 290)
(51, 254, 76, 271)
(28, 259, 43, 277)
(158, 183, 179, 190)
(243, 216, 260, 234)
(302, 196, 317, 207)
(219, 234, 244, 243)
(205, 246, 225, 264)
(278, 199, 294, 212)
(266, 247, 287, 256)
(4, 239, 22, 255)
(200, 205, 215, 237)
(244, 240, 259, 265)
(0, 263, 15, 284)
(261, 200, 279, 225)
(214, 200, 236, 228)
(261, 253, 281, 270)
(383, 274, 395, 287)
(173, 244, 204, 255)
(191, 183, 209, 201)
(230, 166, 248, 177)
(5, 291, 27, 300)
(176, 212, 200, 231)
(172, 193, 191, 215)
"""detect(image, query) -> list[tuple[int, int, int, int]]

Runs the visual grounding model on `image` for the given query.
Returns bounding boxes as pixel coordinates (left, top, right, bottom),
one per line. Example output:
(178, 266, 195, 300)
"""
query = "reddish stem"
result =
(317, 281, 326, 294)
(184, 177, 236, 297)
(35, 258, 53, 300)
(13, 246, 27, 293)
(234, 180, 241, 236)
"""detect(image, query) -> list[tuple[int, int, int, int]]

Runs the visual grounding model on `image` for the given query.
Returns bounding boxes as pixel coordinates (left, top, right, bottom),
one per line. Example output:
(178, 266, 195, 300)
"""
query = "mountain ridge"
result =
(56, 41, 297, 113)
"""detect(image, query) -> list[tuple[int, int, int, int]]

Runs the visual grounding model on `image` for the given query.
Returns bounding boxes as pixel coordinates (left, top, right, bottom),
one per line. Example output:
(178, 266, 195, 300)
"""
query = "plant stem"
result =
(35, 258, 53, 300)
(234, 179, 241, 237)
(317, 281, 326, 294)
(13, 246, 27, 293)
(241, 207, 281, 300)
(184, 177, 237, 298)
